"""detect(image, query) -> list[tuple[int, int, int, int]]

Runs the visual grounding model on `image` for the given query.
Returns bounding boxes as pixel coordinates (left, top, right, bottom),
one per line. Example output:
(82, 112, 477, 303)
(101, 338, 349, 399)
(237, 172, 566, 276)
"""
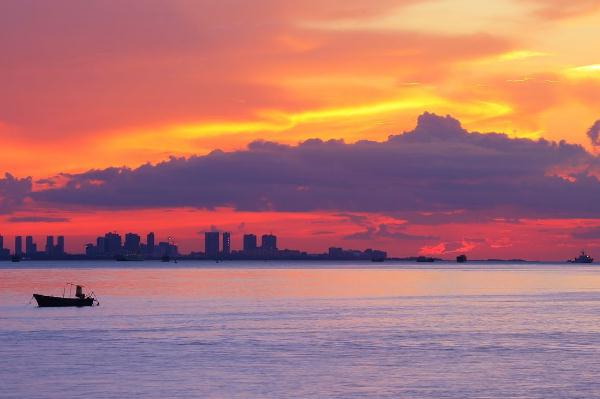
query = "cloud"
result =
(571, 227, 600, 240)
(35, 178, 58, 187)
(528, 0, 600, 19)
(0, 0, 508, 139)
(6, 216, 70, 223)
(334, 213, 372, 227)
(312, 230, 336, 235)
(30, 113, 600, 219)
(0, 173, 32, 214)
(588, 120, 600, 146)
(419, 239, 479, 256)
(344, 223, 436, 241)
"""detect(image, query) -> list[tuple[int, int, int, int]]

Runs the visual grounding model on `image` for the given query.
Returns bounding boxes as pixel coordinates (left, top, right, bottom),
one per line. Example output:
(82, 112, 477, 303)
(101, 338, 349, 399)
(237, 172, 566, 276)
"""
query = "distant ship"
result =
(568, 251, 594, 264)
(115, 254, 144, 261)
(456, 254, 467, 263)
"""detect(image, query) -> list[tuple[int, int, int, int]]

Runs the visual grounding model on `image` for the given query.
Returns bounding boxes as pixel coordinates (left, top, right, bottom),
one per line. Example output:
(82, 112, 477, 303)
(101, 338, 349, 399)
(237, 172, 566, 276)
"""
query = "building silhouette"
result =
(104, 232, 122, 255)
(261, 234, 277, 252)
(85, 243, 95, 257)
(56, 236, 65, 256)
(26, 236, 36, 256)
(83, 231, 166, 258)
(45, 236, 54, 256)
(96, 237, 106, 254)
(124, 233, 141, 254)
(147, 232, 155, 256)
(157, 241, 178, 257)
(328, 247, 344, 258)
(14, 236, 23, 256)
(205, 232, 219, 259)
(243, 234, 257, 254)
(0, 229, 389, 262)
(222, 232, 231, 256)
(0, 235, 8, 259)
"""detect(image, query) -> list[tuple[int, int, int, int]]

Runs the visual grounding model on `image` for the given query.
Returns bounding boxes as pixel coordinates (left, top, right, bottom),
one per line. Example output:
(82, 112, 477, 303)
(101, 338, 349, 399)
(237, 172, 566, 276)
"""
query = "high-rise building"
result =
(104, 232, 122, 255)
(85, 243, 96, 257)
(243, 234, 257, 253)
(45, 236, 54, 255)
(0, 235, 8, 260)
(26, 236, 35, 256)
(55, 236, 65, 255)
(261, 234, 277, 252)
(15, 236, 23, 256)
(157, 242, 178, 257)
(96, 237, 106, 254)
(146, 232, 155, 256)
(222, 232, 231, 256)
(204, 231, 220, 259)
(124, 233, 141, 254)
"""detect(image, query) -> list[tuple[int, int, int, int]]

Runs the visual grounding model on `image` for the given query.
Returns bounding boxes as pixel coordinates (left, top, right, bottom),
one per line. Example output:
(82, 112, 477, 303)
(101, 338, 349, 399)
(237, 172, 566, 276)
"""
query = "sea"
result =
(3, 260, 600, 398)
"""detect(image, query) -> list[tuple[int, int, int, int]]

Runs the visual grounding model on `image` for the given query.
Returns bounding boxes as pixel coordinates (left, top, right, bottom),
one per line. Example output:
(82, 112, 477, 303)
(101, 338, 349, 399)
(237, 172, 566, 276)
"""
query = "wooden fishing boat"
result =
(33, 284, 99, 307)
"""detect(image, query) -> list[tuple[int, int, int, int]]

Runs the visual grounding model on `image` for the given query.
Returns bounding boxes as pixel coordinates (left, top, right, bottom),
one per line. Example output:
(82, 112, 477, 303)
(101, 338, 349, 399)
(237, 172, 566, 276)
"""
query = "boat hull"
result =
(33, 294, 95, 307)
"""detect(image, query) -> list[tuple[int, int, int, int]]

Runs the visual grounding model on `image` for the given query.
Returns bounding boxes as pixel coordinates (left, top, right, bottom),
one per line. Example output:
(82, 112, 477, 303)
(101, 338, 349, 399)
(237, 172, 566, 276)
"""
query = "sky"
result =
(1, 0, 600, 259)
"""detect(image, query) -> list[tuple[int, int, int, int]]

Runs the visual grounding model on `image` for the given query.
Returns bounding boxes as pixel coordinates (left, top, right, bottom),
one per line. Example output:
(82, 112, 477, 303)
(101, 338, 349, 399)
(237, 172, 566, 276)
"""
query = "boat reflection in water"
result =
(33, 283, 100, 307)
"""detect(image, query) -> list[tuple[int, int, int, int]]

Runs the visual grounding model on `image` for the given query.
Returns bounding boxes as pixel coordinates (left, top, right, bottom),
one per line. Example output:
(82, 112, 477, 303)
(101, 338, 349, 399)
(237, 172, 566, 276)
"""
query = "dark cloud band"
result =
(22, 113, 600, 218)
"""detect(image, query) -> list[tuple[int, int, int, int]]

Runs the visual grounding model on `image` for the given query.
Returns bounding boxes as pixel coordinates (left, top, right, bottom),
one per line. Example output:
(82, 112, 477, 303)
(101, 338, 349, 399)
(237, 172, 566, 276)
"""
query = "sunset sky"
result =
(1, 0, 600, 259)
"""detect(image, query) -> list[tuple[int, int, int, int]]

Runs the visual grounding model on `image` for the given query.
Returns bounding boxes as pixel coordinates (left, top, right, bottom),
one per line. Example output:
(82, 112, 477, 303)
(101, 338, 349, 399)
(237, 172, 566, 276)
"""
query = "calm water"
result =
(3, 261, 600, 398)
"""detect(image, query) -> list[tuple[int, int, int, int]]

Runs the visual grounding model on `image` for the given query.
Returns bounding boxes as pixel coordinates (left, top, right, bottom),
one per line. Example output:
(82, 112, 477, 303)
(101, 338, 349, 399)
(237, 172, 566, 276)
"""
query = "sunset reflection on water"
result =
(3, 261, 600, 301)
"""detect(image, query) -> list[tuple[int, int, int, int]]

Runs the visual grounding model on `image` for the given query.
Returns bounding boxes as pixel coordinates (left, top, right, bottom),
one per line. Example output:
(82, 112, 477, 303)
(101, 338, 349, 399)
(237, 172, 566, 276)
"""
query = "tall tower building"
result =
(45, 236, 54, 256)
(96, 237, 107, 254)
(55, 236, 65, 255)
(222, 232, 231, 256)
(204, 232, 220, 259)
(124, 233, 141, 254)
(104, 232, 122, 255)
(146, 232, 155, 256)
(26, 236, 35, 256)
(243, 234, 257, 253)
(15, 236, 23, 256)
(261, 234, 277, 252)
(0, 235, 7, 259)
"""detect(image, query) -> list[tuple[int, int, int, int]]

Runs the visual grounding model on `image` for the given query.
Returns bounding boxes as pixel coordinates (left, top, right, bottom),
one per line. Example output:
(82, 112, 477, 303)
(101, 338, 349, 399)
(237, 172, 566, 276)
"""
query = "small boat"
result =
(33, 284, 99, 307)
(568, 251, 594, 264)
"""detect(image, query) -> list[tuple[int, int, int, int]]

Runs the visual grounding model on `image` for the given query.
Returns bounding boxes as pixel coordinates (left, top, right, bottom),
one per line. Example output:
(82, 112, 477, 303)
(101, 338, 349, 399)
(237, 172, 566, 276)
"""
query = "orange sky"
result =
(1, 1, 600, 259)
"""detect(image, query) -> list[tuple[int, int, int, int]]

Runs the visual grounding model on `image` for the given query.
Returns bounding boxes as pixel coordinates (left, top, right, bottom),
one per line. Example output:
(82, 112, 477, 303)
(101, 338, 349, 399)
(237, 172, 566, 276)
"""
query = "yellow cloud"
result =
(172, 97, 512, 139)
(102, 95, 513, 161)
(498, 50, 552, 61)
(173, 96, 447, 138)
(564, 64, 600, 78)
